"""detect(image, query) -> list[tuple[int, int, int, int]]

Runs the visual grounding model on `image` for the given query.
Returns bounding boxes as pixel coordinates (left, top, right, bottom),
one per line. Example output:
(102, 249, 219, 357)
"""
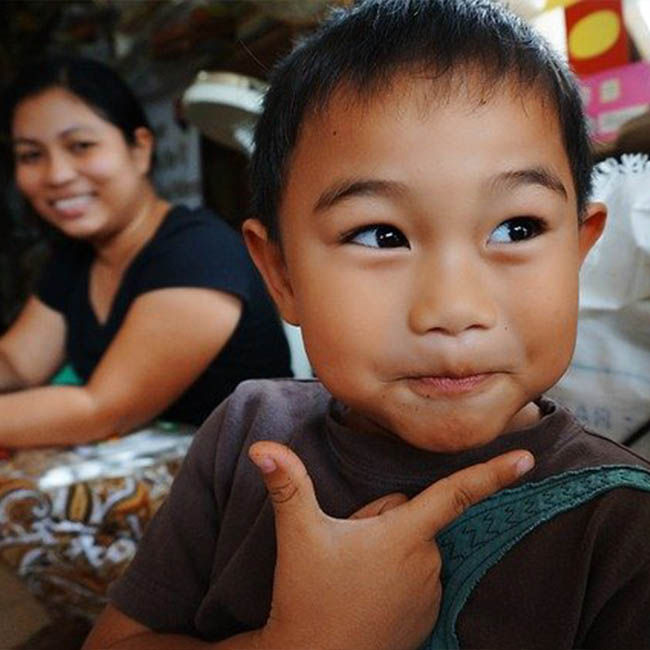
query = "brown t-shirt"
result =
(109, 379, 650, 648)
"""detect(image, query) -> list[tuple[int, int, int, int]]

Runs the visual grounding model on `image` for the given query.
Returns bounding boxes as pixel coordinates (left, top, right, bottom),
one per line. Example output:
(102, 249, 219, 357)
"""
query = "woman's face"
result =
(12, 86, 152, 242)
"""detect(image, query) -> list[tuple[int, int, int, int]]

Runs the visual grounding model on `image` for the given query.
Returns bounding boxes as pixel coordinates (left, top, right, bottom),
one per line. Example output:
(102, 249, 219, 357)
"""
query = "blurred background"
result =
(0, 2, 649, 648)
(1, 0, 649, 333)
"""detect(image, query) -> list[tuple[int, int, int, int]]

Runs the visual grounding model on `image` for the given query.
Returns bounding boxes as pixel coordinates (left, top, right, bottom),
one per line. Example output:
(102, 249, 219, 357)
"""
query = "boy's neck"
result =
(504, 401, 542, 433)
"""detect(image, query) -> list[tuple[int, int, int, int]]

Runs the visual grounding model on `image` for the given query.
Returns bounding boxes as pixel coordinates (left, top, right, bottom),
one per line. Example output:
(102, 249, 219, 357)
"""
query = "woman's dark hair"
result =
(0, 54, 155, 163)
(251, 0, 593, 239)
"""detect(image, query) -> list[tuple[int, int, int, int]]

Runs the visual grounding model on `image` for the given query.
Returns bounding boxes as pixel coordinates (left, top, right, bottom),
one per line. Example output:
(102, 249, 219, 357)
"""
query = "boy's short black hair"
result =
(251, 0, 592, 239)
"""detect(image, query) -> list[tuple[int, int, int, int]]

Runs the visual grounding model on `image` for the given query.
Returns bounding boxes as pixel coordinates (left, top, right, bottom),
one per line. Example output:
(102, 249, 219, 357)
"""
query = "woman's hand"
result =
(248, 441, 534, 650)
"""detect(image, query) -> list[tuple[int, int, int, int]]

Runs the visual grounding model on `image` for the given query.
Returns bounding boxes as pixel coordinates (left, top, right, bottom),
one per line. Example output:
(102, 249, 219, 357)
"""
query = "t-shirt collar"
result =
(324, 397, 573, 495)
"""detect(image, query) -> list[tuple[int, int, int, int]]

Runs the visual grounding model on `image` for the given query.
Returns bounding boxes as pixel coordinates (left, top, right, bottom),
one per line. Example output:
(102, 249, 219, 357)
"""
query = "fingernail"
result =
(515, 453, 534, 476)
(253, 454, 277, 474)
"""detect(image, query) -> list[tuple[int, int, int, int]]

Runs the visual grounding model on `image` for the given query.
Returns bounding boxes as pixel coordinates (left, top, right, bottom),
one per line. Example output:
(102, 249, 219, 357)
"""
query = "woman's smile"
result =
(49, 193, 96, 218)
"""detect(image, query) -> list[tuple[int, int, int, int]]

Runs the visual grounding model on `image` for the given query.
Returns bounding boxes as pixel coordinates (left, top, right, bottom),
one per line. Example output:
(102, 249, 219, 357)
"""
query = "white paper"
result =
(548, 154, 650, 455)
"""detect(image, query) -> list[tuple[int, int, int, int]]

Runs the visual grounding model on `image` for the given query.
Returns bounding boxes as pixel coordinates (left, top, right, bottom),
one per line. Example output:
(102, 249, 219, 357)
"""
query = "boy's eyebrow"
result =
(313, 167, 568, 213)
(314, 178, 408, 213)
(489, 166, 568, 200)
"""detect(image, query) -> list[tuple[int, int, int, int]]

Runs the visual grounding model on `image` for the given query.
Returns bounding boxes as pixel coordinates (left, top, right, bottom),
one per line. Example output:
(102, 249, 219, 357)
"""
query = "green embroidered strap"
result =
(421, 465, 650, 650)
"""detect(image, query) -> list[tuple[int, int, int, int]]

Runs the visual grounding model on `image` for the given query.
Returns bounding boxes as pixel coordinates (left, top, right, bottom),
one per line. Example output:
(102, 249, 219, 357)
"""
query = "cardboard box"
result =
(566, 0, 628, 76)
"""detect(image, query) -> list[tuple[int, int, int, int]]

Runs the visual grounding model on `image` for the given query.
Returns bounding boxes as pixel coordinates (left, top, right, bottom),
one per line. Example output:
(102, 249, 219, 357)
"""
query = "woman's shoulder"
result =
(143, 204, 251, 268)
(128, 204, 256, 294)
(156, 204, 243, 247)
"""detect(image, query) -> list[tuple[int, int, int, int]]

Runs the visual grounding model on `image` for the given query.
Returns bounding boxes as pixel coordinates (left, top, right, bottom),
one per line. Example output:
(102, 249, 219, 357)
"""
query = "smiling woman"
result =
(12, 85, 158, 245)
(0, 55, 292, 448)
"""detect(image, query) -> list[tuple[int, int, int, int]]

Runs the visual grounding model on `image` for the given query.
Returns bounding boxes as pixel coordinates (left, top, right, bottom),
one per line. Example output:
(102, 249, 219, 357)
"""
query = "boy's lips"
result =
(406, 372, 496, 396)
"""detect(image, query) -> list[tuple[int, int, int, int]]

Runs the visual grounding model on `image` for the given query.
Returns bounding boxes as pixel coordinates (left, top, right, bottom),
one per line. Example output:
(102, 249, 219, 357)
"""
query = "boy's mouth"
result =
(406, 373, 494, 396)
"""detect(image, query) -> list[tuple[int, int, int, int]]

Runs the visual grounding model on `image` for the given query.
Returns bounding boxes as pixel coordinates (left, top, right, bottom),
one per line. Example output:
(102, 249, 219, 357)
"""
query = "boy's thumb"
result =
(249, 440, 321, 526)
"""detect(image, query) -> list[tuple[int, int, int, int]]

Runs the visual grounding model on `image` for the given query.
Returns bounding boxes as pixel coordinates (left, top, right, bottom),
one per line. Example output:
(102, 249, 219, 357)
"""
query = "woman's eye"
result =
(70, 141, 95, 153)
(15, 150, 41, 164)
(489, 217, 546, 243)
(346, 224, 410, 249)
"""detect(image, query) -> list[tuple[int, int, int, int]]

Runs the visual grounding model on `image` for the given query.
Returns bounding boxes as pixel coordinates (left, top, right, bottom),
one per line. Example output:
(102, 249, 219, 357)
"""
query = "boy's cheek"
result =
(523, 308, 579, 392)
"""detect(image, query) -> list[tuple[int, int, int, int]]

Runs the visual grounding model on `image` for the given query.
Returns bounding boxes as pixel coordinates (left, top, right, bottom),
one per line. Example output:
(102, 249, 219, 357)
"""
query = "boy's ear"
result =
(132, 126, 155, 175)
(242, 218, 300, 325)
(578, 201, 607, 265)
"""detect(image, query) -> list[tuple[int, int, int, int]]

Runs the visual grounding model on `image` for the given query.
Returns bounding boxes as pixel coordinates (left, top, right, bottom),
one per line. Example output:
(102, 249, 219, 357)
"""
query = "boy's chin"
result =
(353, 402, 541, 454)
(396, 424, 513, 454)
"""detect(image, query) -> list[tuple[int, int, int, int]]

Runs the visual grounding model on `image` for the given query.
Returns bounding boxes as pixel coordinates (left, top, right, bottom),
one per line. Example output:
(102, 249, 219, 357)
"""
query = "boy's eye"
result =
(489, 217, 546, 243)
(346, 224, 410, 249)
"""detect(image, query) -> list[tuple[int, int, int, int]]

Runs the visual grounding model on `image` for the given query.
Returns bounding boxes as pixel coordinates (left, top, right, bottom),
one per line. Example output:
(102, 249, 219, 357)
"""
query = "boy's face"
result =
(245, 76, 605, 452)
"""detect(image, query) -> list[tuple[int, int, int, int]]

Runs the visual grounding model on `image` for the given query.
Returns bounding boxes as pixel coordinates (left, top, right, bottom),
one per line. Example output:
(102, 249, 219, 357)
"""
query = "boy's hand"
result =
(248, 441, 534, 650)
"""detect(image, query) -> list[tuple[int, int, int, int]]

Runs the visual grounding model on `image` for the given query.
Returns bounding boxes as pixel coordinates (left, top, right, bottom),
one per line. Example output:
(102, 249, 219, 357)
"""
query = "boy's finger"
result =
(249, 440, 321, 527)
(349, 493, 408, 519)
(398, 450, 534, 538)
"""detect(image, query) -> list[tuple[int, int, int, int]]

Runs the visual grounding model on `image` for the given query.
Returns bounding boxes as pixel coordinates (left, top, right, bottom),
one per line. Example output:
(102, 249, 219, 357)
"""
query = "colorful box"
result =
(566, 0, 628, 76)
(579, 61, 650, 142)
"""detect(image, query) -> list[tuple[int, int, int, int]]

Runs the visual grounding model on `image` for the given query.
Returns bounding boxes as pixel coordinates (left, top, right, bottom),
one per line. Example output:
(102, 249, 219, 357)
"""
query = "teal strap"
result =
(422, 465, 650, 649)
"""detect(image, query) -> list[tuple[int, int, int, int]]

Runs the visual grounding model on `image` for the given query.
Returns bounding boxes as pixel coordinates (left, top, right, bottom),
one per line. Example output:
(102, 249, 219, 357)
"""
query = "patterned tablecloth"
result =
(0, 423, 194, 620)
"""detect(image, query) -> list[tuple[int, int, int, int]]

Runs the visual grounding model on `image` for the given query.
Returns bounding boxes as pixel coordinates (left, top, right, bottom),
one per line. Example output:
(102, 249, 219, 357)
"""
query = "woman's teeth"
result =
(52, 195, 92, 211)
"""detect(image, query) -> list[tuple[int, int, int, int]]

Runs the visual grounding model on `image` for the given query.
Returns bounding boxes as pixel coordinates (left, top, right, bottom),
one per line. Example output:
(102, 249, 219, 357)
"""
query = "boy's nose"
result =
(44, 151, 77, 186)
(408, 250, 497, 336)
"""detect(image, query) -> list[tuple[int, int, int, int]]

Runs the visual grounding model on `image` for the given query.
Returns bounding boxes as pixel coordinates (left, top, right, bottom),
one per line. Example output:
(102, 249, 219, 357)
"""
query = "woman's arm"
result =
(0, 295, 67, 392)
(0, 287, 242, 447)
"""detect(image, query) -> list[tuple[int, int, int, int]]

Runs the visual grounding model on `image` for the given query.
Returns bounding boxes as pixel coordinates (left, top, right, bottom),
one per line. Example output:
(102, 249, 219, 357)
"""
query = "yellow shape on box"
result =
(544, 0, 580, 8)
(568, 9, 622, 59)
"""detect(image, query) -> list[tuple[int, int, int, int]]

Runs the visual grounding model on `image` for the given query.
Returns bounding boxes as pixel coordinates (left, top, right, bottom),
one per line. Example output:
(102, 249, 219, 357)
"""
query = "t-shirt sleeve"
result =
(108, 380, 297, 636)
(108, 403, 227, 633)
(132, 210, 257, 305)
(580, 488, 650, 648)
(583, 559, 650, 648)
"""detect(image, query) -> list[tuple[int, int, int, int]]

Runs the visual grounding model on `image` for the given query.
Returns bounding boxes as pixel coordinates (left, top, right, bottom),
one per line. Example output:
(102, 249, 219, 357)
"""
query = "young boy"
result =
(85, 1, 650, 648)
